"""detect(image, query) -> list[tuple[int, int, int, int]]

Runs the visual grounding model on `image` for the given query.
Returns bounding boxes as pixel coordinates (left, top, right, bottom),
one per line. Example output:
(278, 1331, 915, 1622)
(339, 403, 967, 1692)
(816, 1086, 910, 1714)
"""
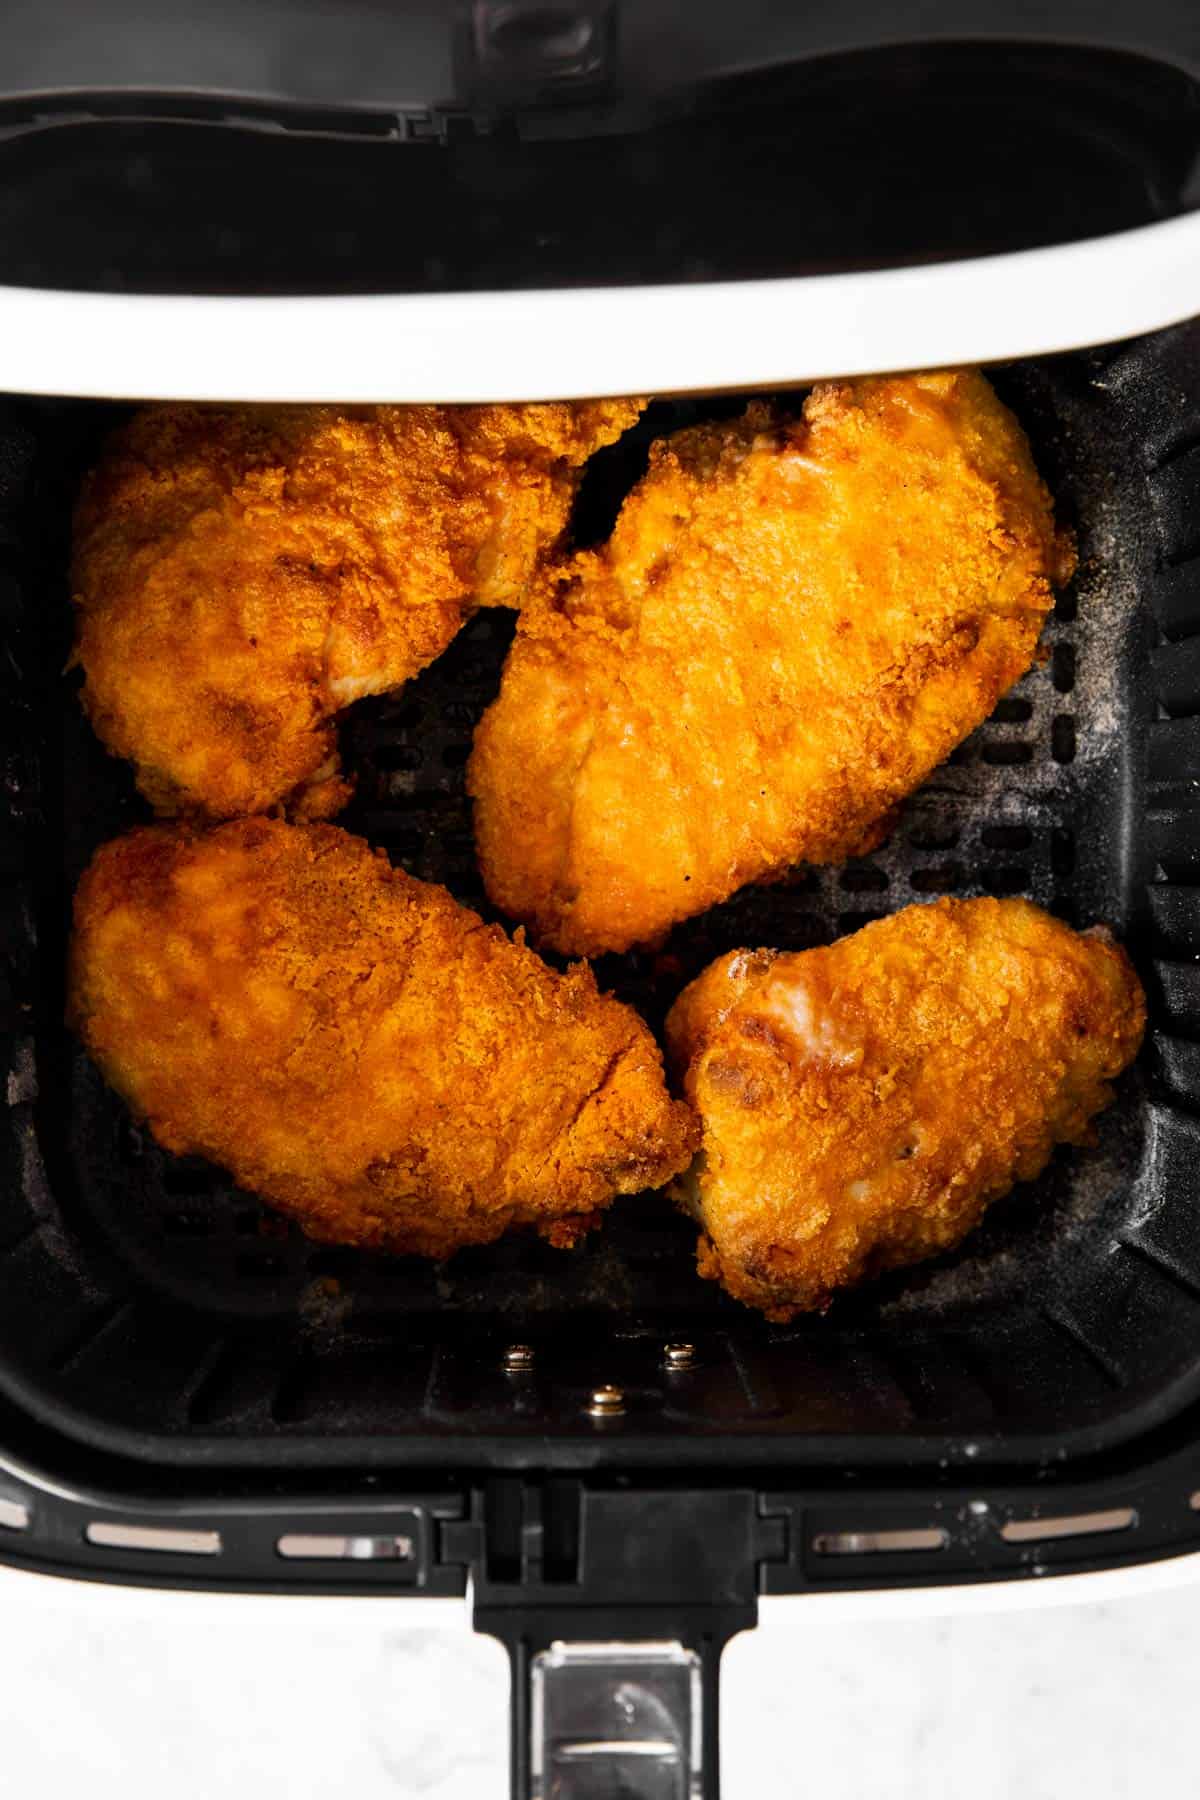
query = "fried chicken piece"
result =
(69, 819, 696, 1258)
(72, 399, 643, 820)
(469, 371, 1075, 957)
(664, 898, 1145, 1320)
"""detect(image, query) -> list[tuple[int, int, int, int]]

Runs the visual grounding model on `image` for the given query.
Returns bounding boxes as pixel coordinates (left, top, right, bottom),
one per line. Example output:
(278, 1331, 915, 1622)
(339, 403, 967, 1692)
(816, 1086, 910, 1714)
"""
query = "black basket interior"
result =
(1, 326, 1199, 1473)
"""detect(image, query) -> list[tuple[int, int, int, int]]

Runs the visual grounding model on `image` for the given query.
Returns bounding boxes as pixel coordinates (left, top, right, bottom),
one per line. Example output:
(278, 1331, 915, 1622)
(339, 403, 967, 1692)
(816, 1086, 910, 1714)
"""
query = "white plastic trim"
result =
(0, 212, 1197, 403)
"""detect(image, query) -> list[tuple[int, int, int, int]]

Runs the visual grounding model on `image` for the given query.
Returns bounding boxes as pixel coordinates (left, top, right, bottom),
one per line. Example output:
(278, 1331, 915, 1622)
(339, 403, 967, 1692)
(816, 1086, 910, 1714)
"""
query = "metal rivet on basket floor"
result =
(503, 1344, 535, 1373)
(663, 1342, 696, 1371)
(587, 1385, 625, 1418)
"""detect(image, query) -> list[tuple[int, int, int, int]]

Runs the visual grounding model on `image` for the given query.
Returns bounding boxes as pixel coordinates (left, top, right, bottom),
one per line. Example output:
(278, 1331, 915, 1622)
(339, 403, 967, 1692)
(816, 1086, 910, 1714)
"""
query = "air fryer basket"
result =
(2, 328, 1198, 1475)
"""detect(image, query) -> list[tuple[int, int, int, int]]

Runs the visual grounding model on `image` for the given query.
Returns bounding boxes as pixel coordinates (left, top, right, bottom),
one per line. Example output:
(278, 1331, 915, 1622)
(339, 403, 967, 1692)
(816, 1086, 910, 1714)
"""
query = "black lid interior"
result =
(0, 40, 1194, 296)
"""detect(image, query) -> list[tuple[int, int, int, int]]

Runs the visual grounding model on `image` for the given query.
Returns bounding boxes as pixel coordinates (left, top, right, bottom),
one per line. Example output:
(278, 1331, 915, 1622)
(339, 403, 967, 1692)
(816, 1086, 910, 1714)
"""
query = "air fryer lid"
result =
(0, 3, 1194, 404)
(0, 4, 1196, 291)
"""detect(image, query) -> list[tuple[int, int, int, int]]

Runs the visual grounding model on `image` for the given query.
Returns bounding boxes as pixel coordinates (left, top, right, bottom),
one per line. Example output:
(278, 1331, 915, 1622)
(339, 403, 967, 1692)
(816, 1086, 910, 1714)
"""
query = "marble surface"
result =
(2, 1565, 1198, 1797)
(726, 1580, 1199, 1800)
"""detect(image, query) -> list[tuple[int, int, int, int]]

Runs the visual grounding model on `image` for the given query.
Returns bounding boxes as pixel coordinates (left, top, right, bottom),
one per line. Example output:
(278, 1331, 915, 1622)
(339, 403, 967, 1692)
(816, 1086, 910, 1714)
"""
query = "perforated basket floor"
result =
(2, 329, 1199, 1472)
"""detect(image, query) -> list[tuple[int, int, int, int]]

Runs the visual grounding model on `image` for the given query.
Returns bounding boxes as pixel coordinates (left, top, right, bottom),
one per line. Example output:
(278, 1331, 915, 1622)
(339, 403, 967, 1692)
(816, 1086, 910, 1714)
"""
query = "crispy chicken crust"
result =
(664, 899, 1145, 1320)
(69, 819, 696, 1258)
(469, 371, 1075, 957)
(72, 399, 643, 820)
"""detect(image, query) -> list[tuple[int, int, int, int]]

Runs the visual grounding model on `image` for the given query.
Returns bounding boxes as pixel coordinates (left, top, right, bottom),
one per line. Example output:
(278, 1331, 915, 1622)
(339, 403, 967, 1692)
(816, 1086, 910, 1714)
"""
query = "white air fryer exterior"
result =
(0, 211, 1197, 402)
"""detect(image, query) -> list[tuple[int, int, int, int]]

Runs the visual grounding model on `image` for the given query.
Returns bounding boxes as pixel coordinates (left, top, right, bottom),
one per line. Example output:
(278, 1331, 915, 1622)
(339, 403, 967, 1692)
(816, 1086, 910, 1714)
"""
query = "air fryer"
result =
(1, 6, 1199, 1797)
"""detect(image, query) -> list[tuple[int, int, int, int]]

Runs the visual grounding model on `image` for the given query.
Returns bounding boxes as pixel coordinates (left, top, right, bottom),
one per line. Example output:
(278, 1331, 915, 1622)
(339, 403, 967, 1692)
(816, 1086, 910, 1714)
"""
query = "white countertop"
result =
(2, 1560, 1197, 1797)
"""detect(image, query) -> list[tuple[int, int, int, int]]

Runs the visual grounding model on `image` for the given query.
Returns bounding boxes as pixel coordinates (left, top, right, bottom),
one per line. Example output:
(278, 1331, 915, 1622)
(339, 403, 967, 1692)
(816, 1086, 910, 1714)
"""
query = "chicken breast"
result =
(72, 399, 643, 820)
(469, 371, 1075, 957)
(664, 898, 1144, 1319)
(69, 819, 696, 1258)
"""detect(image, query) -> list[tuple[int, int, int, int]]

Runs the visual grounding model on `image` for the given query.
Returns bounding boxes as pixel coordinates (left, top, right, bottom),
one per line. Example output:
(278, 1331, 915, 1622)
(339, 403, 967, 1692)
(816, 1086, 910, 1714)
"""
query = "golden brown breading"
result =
(664, 898, 1145, 1320)
(469, 371, 1075, 957)
(72, 399, 643, 820)
(69, 819, 696, 1258)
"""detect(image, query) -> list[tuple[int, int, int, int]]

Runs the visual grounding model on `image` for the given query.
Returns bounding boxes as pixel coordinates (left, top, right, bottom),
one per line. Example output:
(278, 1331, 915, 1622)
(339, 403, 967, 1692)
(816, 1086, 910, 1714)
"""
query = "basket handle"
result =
(479, 1611, 738, 1800)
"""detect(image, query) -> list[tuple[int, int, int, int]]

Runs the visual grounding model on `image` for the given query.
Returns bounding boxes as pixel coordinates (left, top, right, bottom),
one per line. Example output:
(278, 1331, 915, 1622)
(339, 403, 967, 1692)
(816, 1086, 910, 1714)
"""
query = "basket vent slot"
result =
(277, 1532, 415, 1561)
(1000, 1508, 1134, 1544)
(85, 1522, 222, 1555)
(812, 1526, 947, 1556)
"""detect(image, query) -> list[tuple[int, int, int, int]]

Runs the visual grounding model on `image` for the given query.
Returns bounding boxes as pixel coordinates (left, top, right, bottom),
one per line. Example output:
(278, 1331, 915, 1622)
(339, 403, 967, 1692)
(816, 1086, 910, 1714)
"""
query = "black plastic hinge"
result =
(439, 1480, 784, 1609)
